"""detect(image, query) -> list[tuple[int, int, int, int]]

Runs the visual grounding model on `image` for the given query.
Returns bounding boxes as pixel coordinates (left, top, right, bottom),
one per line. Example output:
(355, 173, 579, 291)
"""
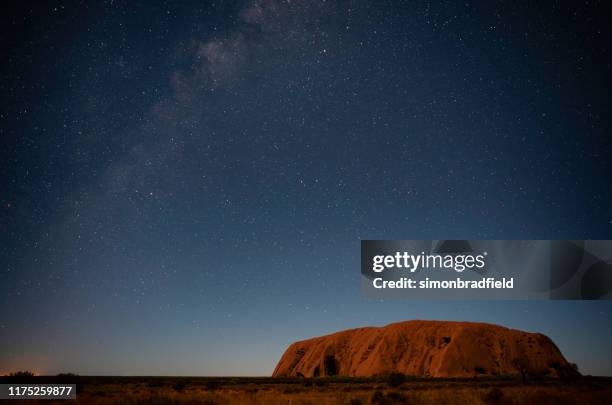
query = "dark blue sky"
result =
(1, 1, 612, 376)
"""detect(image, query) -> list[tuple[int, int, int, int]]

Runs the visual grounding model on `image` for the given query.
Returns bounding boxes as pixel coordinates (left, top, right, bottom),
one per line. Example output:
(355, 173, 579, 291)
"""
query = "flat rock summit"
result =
(273, 320, 576, 378)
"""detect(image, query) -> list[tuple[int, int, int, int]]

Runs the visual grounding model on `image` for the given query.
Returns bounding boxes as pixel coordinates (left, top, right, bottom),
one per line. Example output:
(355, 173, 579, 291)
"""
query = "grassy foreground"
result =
(1, 375, 611, 404)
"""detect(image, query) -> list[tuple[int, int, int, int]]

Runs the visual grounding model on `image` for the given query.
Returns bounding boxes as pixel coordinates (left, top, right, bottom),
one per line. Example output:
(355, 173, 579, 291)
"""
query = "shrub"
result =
(172, 381, 187, 391)
(8, 371, 34, 378)
(205, 379, 221, 391)
(386, 391, 407, 402)
(388, 372, 406, 388)
(371, 390, 385, 404)
(6, 371, 35, 382)
(483, 387, 504, 404)
(56, 372, 79, 377)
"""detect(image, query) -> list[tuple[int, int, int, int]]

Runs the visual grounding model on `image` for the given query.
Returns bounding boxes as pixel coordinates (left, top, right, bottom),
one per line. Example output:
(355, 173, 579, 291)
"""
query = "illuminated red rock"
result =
(272, 320, 576, 378)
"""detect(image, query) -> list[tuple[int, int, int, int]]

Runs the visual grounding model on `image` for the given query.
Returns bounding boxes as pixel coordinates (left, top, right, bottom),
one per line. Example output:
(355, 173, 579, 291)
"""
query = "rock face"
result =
(272, 320, 576, 378)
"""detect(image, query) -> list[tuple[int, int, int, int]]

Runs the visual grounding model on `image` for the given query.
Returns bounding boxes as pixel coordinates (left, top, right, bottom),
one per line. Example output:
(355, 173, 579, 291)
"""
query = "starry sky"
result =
(2, 1, 612, 376)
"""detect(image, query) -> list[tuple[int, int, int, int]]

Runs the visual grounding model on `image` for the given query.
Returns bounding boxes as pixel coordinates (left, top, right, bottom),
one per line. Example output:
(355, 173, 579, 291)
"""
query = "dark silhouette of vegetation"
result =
(56, 372, 79, 377)
(371, 390, 385, 404)
(204, 379, 221, 391)
(387, 372, 406, 388)
(8, 371, 34, 377)
(55, 373, 83, 393)
(386, 391, 407, 402)
(6, 371, 35, 382)
(173, 381, 188, 391)
(483, 387, 504, 404)
(371, 389, 407, 404)
(512, 358, 529, 383)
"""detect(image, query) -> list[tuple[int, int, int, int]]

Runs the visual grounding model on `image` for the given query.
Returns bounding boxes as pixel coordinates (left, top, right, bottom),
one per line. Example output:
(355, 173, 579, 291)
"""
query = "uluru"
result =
(273, 320, 577, 378)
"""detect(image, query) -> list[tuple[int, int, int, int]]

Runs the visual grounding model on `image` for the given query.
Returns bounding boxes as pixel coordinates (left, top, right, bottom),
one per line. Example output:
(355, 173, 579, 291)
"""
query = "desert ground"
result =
(2, 375, 611, 404)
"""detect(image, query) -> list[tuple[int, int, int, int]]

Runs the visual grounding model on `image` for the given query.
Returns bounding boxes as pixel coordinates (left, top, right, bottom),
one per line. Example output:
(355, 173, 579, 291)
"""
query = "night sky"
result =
(2, 1, 612, 376)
